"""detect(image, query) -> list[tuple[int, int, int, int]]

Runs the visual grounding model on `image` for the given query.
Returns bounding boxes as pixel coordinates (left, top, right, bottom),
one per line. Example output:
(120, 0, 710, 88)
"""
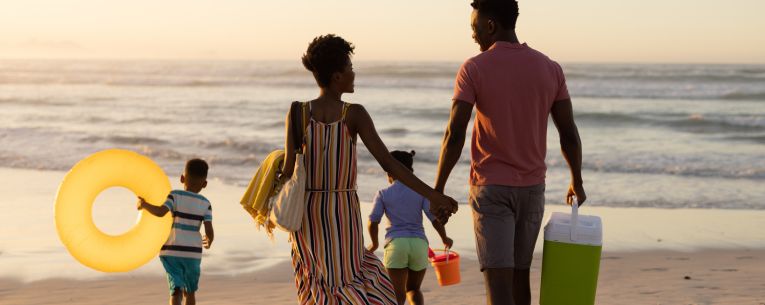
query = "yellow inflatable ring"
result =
(55, 149, 173, 272)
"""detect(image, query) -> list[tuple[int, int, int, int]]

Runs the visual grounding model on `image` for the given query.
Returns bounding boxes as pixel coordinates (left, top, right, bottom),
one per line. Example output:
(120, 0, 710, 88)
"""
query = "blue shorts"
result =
(160, 256, 201, 295)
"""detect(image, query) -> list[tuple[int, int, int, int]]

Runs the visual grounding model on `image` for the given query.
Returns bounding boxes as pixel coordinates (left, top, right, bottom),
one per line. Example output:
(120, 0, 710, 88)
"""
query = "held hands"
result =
(567, 182, 587, 206)
(429, 193, 458, 224)
(202, 236, 213, 249)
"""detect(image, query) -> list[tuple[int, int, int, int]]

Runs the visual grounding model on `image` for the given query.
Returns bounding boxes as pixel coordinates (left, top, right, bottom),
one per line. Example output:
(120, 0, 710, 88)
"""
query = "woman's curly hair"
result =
(302, 34, 355, 87)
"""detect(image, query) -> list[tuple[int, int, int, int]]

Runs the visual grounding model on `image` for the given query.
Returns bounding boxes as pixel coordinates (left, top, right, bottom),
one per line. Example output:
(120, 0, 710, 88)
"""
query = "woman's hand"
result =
(367, 242, 378, 252)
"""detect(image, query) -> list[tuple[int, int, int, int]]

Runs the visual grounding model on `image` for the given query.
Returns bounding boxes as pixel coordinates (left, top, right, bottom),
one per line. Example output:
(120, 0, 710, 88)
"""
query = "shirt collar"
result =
(489, 41, 528, 50)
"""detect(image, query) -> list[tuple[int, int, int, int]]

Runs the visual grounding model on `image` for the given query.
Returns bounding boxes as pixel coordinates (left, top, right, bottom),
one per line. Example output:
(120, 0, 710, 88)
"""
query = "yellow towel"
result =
(240, 149, 285, 235)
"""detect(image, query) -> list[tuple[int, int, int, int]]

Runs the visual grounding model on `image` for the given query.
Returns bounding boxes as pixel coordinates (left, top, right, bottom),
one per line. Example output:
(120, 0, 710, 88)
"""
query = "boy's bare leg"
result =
(406, 269, 426, 305)
(170, 288, 182, 305)
(386, 268, 408, 305)
(183, 291, 196, 305)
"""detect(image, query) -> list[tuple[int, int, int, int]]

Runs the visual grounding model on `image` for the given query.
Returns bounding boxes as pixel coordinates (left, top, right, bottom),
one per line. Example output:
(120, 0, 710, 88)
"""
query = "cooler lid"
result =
(544, 204, 602, 246)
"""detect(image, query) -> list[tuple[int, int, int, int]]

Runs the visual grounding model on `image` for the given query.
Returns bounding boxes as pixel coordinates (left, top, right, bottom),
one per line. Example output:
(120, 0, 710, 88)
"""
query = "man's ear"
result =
(180, 174, 185, 184)
(487, 19, 497, 35)
(202, 180, 208, 189)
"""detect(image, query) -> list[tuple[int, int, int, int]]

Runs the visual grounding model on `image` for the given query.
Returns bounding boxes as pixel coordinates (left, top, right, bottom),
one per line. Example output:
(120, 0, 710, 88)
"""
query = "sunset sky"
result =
(1, 0, 764, 63)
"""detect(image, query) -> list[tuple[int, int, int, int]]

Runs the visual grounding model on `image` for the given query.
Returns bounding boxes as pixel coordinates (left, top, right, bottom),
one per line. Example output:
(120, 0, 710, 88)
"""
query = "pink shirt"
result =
(453, 42, 569, 187)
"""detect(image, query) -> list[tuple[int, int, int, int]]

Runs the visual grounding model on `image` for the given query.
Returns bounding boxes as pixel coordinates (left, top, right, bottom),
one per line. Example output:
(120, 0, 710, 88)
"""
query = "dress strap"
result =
(340, 103, 350, 121)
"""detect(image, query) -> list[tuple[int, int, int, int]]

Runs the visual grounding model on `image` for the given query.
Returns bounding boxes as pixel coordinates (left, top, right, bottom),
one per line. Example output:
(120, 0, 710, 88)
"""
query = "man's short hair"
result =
(471, 0, 520, 30)
(185, 158, 208, 179)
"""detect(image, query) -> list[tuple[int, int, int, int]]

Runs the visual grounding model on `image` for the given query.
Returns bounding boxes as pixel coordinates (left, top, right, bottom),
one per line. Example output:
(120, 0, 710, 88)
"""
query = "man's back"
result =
(453, 42, 569, 187)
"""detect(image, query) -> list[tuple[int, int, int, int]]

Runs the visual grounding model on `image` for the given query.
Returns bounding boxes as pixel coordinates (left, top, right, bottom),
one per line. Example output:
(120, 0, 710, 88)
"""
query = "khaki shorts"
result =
(469, 184, 545, 270)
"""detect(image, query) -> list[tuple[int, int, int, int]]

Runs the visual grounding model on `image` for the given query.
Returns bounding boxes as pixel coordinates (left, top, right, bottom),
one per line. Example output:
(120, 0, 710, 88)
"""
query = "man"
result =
(434, 1, 586, 304)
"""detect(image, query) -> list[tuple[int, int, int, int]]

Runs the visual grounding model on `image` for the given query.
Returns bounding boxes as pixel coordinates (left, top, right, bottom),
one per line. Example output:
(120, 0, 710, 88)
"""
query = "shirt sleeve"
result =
(204, 204, 213, 222)
(369, 191, 385, 223)
(163, 194, 175, 212)
(452, 59, 479, 104)
(553, 61, 570, 101)
(422, 197, 436, 223)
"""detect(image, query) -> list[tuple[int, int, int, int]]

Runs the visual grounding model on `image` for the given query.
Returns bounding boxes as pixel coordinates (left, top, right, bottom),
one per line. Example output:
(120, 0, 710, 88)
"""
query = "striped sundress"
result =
(290, 102, 397, 305)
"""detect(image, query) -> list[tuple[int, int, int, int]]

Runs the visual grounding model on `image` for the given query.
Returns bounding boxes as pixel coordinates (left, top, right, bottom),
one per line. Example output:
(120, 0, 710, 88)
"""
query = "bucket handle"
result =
(570, 196, 579, 242)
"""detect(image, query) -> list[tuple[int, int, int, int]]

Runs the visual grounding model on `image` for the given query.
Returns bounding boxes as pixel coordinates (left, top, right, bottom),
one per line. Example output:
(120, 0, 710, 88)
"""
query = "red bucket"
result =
(429, 248, 460, 286)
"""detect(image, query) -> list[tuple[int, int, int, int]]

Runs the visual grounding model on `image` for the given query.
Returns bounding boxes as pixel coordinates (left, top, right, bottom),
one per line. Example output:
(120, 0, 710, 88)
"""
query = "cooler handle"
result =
(570, 196, 579, 242)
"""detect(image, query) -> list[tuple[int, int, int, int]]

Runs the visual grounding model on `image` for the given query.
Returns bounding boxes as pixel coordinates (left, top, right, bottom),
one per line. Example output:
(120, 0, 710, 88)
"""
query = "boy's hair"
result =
(471, 0, 520, 30)
(301, 34, 355, 88)
(390, 150, 416, 172)
(185, 158, 209, 179)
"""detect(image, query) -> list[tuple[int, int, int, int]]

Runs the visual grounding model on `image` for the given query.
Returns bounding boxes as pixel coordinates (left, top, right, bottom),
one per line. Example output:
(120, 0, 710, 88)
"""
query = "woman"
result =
(279, 34, 458, 305)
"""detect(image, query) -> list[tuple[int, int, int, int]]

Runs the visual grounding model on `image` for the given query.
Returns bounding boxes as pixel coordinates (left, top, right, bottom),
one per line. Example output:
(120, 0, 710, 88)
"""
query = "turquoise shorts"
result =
(383, 237, 430, 271)
(160, 256, 201, 295)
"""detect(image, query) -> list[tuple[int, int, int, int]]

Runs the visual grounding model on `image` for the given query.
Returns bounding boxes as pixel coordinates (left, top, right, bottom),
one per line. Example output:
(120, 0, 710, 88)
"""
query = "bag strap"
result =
(289, 101, 310, 154)
(340, 102, 350, 121)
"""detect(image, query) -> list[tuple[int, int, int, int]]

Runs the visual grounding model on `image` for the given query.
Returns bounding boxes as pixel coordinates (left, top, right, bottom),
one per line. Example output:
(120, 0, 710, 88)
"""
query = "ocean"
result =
(1, 59, 764, 209)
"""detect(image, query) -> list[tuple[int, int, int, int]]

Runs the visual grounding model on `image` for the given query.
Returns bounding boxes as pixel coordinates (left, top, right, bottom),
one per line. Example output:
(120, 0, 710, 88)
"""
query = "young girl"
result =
(368, 150, 453, 305)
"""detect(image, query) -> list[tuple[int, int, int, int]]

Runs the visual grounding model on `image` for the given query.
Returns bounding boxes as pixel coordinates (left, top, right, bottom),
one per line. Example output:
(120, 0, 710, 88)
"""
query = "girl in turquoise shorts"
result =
(368, 150, 453, 305)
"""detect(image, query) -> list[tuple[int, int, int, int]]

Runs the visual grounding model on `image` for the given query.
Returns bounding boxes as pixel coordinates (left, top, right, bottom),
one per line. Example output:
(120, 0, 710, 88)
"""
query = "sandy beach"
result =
(1, 167, 764, 304)
(2, 249, 764, 304)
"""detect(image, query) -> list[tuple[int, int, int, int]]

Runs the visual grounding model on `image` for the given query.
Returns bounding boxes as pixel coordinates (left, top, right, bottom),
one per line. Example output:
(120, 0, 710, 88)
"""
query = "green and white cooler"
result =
(540, 202, 602, 305)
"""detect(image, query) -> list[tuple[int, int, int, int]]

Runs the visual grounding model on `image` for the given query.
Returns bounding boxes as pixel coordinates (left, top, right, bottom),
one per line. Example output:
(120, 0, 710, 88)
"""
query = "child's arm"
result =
(137, 197, 170, 217)
(202, 221, 214, 249)
(431, 219, 453, 249)
(424, 198, 453, 249)
(367, 191, 385, 252)
(367, 221, 380, 252)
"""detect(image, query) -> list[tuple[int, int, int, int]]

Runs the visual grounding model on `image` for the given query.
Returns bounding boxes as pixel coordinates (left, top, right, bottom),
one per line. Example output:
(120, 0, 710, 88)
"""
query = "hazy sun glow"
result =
(1, 0, 764, 63)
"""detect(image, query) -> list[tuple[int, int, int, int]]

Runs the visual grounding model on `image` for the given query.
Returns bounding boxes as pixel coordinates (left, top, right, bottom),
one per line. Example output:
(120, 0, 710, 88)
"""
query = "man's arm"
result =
(137, 197, 170, 217)
(203, 221, 214, 249)
(367, 221, 380, 252)
(550, 98, 586, 205)
(434, 100, 473, 193)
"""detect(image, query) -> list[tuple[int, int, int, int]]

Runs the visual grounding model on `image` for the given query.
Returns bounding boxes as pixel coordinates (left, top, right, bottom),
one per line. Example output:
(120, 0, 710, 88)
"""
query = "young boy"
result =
(368, 150, 453, 305)
(138, 158, 214, 305)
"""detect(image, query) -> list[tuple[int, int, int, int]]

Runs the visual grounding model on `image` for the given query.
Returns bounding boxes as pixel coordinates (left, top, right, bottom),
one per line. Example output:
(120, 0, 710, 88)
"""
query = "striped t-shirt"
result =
(160, 190, 213, 259)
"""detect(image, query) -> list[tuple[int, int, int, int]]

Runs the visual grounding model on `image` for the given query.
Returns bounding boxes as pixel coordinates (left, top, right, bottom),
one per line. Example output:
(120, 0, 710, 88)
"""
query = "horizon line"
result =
(0, 57, 764, 66)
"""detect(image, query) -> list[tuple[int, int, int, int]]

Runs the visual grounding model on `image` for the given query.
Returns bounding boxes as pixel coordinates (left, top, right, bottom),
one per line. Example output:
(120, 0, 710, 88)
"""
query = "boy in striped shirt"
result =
(138, 158, 214, 305)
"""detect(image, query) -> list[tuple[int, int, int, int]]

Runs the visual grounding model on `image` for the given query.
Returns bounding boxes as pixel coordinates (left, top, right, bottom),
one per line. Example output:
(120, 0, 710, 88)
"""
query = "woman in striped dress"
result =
(278, 34, 459, 305)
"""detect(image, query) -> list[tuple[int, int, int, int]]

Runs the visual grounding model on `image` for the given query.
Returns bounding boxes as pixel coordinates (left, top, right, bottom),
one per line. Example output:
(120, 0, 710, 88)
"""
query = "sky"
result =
(1, 0, 764, 63)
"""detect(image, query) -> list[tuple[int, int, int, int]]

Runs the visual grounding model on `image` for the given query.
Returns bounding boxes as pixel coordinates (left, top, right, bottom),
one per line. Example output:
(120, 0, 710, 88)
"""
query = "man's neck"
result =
(492, 30, 520, 45)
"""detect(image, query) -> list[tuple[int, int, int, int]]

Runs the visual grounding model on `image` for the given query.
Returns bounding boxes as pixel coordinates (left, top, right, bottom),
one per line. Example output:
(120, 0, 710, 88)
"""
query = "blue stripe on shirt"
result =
(173, 223, 200, 231)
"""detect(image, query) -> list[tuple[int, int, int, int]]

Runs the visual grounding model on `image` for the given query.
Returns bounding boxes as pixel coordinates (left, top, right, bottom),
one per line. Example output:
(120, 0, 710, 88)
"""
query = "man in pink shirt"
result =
(433, 1, 586, 304)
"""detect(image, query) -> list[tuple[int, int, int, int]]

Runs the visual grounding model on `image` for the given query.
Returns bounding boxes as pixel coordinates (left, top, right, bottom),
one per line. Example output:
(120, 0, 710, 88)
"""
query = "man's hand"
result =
(567, 182, 586, 206)
(202, 235, 213, 249)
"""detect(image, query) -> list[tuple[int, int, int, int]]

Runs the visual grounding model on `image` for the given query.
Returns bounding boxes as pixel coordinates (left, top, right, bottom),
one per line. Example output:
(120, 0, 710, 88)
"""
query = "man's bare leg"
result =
(483, 267, 515, 305)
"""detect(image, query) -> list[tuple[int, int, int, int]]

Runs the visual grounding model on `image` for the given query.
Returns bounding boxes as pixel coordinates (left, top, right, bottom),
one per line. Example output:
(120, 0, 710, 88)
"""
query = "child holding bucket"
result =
(368, 150, 453, 305)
